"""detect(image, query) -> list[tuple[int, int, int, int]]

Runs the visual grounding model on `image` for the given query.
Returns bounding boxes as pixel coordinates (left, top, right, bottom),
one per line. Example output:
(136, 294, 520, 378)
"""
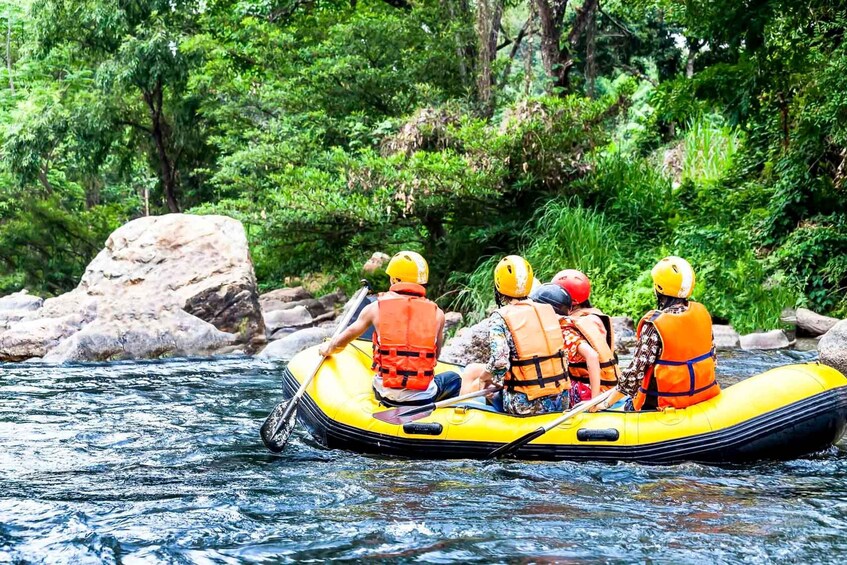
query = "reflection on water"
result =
(1, 350, 846, 563)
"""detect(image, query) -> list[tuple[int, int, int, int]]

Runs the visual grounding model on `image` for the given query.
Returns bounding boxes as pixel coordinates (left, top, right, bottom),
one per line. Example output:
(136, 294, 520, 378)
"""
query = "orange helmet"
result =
(552, 269, 591, 304)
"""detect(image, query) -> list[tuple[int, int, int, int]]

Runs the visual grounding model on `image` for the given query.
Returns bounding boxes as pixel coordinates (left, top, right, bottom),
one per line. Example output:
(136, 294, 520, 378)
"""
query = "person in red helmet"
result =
(551, 269, 619, 405)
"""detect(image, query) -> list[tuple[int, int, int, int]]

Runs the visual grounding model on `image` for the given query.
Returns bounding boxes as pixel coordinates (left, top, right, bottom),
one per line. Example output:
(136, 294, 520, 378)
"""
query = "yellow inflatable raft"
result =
(280, 340, 847, 463)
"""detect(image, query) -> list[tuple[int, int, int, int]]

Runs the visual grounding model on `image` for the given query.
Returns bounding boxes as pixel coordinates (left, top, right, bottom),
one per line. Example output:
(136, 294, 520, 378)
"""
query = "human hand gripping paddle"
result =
(260, 281, 371, 453)
(486, 387, 616, 460)
(372, 387, 501, 425)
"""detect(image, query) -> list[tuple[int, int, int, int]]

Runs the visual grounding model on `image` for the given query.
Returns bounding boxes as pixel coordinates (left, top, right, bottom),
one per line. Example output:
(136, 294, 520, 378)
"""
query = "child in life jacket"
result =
(529, 283, 603, 410)
(551, 270, 620, 405)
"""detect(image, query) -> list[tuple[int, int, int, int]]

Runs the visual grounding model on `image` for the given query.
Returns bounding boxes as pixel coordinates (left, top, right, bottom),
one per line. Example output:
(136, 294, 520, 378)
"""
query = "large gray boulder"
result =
(795, 308, 840, 337)
(0, 214, 263, 362)
(611, 316, 636, 352)
(259, 287, 313, 311)
(819, 320, 847, 376)
(42, 307, 234, 363)
(0, 290, 43, 311)
(739, 329, 792, 350)
(258, 326, 333, 361)
(263, 305, 314, 335)
(0, 290, 44, 330)
(713, 325, 741, 350)
(444, 312, 464, 335)
(440, 318, 494, 366)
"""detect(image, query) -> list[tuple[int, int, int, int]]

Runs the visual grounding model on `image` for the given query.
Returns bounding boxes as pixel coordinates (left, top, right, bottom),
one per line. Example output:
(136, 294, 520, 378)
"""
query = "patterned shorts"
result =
(501, 389, 570, 416)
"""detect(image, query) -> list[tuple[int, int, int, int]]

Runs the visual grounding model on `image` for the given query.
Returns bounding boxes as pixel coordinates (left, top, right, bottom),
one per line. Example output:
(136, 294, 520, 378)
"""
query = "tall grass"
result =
(681, 116, 743, 186)
(451, 200, 629, 321)
(575, 154, 674, 236)
(522, 200, 622, 280)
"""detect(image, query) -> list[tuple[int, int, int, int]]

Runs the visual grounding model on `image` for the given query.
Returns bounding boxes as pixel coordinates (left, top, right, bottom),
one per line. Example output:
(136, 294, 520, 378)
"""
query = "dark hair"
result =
(656, 293, 688, 310)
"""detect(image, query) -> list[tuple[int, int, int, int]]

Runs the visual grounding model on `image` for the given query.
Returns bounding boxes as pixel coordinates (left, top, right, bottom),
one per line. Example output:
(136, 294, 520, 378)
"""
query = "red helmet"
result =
(552, 269, 591, 304)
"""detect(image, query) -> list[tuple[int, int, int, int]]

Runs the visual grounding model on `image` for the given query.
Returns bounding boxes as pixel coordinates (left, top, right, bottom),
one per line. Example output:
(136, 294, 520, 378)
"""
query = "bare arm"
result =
(577, 342, 602, 398)
(597, 323, 661, 410)
(435, 308, 446, 358)
(318, 302, 376, 356)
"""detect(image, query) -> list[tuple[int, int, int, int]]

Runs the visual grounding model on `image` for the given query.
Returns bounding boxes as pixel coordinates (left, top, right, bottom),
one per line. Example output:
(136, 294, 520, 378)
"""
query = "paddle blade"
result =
(260, 400, 297, 453)
(487, 427, 545, 460)
(372, 404, 435, 425)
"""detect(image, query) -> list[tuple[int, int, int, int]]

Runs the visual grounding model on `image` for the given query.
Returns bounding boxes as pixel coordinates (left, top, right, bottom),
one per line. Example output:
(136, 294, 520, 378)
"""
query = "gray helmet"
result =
(529, 282, 572, 315)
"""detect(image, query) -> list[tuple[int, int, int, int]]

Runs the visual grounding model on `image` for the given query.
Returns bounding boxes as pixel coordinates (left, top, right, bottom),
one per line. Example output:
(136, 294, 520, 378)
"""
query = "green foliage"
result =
(680, 116, 743, 186)
(0, 0, 844, 335)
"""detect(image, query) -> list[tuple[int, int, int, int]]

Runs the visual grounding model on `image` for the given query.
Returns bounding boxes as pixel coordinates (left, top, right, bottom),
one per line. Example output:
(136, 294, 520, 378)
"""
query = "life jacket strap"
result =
(569, 375, 618, 386)
(509, 350, 567, 367)
(637, 380, 718, 398)
(378, 348, 436, 359)
(503, 371, 568, 390)
(568, 355, 619, 370)
(379, 367, 435, 388)
(654, 350, 715, 366)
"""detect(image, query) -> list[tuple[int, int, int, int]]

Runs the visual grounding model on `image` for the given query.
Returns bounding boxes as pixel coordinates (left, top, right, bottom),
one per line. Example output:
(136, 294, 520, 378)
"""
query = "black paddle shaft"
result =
(260, 281, 371, 453)
(486, 427, 545, 459)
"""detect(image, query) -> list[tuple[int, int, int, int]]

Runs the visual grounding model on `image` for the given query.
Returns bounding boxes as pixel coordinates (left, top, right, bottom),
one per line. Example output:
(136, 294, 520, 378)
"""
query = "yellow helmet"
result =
(386, 251, 429, 284)
(494, 255, 534, 298)
(651, 256, 696, 298)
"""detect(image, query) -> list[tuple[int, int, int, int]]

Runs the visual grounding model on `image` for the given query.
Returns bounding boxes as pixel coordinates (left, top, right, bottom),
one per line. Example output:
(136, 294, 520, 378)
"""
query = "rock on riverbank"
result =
(819, 320, 847, 376)
(0, 214, 264, 362)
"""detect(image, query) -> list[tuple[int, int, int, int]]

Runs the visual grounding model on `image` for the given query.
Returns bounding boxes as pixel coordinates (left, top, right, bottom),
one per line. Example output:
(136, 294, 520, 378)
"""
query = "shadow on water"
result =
(2, 350, 846, 563)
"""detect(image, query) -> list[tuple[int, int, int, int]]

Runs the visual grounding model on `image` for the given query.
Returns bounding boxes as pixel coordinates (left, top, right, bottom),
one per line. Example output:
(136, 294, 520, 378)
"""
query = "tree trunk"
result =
(524, 1, 536, 96)
(6, 11, 13, 94)
(143, 81, 180, 213)
(475, 0, 495, 112)
(488, 0, 503, 67)
(499, 18, 529, 87)
(685, 38, 702, 78)
(85, 177, 101, 209)
(446, 0, 468, 84)
(585, 3, 596, 97)
(534, 0, 567, 88)
(535, 0, 598, 93)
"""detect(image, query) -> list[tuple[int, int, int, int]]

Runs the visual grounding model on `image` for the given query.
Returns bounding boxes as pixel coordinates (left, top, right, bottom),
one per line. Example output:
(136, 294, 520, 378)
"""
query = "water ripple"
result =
(2, 351, 846, 563)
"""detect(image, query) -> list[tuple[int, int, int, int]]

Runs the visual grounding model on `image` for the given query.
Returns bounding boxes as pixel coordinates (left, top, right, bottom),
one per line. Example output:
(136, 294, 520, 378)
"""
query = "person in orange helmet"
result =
(594, 257, 720, 412)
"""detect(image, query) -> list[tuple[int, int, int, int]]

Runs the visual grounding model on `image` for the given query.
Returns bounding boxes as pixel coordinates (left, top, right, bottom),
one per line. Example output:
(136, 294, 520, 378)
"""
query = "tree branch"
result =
(598, 4, 632, 36)
(568, 0, 599, 47)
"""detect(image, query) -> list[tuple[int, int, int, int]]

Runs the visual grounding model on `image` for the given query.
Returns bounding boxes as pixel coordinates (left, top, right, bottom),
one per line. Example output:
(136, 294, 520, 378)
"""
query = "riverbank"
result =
(1, 213, 846, 377)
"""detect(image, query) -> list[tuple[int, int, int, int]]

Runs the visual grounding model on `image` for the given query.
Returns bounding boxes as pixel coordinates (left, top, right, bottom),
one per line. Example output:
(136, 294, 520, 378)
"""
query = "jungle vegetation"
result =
(1, 0, 846, 332)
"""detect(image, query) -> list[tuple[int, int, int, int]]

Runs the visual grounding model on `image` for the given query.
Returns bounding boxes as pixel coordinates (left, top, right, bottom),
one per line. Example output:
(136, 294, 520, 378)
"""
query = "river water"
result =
(2, 349, 846, 563)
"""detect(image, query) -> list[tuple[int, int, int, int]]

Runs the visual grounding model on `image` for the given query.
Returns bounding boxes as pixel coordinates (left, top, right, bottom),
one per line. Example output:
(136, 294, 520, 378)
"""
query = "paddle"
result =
(486, 387, 616, 460)
(260, 281, 371, 453)
(373, 386, 501, 425)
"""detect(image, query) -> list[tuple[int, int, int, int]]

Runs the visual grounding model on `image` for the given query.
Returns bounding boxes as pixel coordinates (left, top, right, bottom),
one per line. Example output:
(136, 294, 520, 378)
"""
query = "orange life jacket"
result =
(499, 301, 570, 401)
(372, 283, 439, 390)
(567, 309, 620, 391)
(632, 301, 719, 411)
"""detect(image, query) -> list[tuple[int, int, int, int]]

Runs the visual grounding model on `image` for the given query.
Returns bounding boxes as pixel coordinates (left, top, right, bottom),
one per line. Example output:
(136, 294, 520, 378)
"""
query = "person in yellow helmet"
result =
(319, 251, 461, 405)
(461, 255, 571, 415)
(595, 256, 720, 412)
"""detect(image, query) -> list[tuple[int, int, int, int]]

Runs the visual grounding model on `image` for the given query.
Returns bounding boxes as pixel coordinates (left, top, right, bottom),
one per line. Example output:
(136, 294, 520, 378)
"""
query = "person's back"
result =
(371, 282, 443, 404)
(319, 251, 461, 405)
(568, 307, 619, 393)
(469, 256, 571, 416)
(593, 256, 720, 413)
(632, 295, 718, 411)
